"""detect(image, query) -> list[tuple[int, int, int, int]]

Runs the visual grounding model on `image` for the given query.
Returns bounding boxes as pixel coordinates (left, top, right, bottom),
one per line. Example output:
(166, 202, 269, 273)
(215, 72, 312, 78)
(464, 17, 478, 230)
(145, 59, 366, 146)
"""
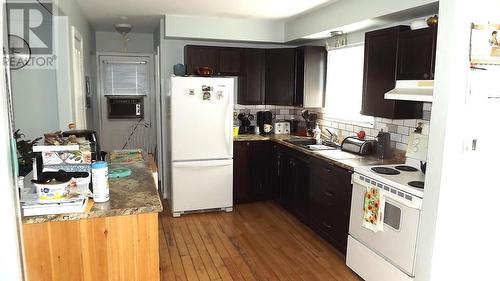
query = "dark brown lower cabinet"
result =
(309, 160, 353, 254)
(233, 141, 273, 203)
(233, 141, 252, 203)
(234, 141, 353, 255)
(277, 150, 310, 223)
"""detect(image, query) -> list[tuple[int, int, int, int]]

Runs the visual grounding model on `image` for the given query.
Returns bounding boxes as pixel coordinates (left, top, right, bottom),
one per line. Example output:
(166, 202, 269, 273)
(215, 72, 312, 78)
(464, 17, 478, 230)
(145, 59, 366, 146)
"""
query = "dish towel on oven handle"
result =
(362, 186, 385, 232)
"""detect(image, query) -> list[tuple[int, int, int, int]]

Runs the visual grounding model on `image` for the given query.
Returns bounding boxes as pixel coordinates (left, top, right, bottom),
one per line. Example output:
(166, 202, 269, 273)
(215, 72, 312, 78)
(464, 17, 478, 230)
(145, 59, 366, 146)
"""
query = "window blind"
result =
(103, 61, 148, 96)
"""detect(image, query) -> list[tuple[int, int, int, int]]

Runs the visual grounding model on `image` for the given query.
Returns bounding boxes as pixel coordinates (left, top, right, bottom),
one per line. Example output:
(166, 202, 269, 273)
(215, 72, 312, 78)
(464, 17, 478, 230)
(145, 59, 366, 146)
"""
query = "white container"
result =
(410, 19, 428, 30)
(313, 123, 322, 144)
(35, 180, 70, 202)
(91, 161, 109, 202)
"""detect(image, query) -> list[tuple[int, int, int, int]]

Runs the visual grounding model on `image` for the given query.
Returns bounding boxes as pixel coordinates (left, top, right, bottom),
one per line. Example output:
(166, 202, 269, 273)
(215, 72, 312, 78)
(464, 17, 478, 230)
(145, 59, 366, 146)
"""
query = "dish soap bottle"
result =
(313, 123, 322, 144)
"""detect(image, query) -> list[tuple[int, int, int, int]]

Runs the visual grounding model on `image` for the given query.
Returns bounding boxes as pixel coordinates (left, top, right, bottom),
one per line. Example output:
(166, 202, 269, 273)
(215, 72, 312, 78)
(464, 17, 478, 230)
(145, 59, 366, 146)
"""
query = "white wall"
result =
(415, 0, 500, 280)
(11, 70, 59, 139)
(0, 1, 24, 279)
(164, 14, 285, 43)
(10, 1, 95, 139)
(284, 0, 437, 41)
(57, 0, 96, 131)
(95, 31, 154, 53)
(94, 31, 155, 153)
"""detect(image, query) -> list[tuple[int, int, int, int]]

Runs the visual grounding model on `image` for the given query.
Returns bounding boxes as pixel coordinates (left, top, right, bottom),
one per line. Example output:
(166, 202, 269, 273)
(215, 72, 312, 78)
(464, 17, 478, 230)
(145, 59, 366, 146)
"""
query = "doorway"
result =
(96, 53, 156, 154)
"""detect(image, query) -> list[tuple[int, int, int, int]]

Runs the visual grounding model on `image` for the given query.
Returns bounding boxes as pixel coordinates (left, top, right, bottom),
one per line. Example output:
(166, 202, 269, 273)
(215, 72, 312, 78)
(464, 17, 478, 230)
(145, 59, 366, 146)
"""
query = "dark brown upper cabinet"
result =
(295, 46, 327, 108)
(184, 45, 326, 106)
(265, 48, 297, 106)
(219, 48, 243, 75)
(397, 26, 438, 80)
(184, 45, 220, 75)
(238, 48, 266, 105)
(361, 26, 425, 119)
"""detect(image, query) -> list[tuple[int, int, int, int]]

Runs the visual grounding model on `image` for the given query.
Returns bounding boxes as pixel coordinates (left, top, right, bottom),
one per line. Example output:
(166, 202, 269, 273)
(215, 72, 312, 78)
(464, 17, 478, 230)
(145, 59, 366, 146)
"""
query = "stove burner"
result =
(371, 167, 400, 175)
(408, 181, 424, 189)
(395, 165, 419, 172)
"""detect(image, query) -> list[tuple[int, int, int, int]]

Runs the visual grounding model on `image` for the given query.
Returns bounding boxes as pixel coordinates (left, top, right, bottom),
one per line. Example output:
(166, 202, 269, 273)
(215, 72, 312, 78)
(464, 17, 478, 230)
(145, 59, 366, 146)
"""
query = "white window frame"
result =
(324, 43, 374, 128)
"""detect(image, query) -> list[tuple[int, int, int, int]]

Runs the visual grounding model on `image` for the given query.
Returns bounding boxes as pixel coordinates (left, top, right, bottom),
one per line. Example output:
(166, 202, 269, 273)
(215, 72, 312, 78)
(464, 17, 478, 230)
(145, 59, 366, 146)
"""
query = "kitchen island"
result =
(22, 162, 163, 281)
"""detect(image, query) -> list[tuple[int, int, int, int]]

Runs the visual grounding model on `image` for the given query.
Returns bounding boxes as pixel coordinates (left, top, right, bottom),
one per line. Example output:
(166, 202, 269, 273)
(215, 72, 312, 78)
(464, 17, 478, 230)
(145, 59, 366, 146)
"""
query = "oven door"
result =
(348, 177, 421, 276)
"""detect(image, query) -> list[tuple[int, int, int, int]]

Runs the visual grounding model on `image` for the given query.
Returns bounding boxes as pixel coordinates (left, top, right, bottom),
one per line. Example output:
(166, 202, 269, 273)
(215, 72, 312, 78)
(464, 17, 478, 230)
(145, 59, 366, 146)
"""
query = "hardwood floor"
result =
(159, 201, 362, 281)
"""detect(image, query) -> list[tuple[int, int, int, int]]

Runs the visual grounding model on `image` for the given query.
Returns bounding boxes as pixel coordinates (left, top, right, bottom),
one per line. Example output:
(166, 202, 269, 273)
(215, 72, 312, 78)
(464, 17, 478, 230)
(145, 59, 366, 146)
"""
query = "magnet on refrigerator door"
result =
(203, 91, 211, 100)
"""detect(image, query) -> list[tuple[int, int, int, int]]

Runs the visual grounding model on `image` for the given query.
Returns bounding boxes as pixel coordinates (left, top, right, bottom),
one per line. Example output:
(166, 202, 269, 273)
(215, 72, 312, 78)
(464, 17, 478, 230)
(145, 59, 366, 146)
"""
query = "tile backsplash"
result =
(234, 104, 297, 121)
(235, 102, 432, 152)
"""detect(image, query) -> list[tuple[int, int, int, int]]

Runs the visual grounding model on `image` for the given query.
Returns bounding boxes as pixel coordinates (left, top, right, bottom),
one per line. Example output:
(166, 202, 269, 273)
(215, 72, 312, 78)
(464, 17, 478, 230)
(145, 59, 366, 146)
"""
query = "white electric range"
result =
(346, 133, 428, 281)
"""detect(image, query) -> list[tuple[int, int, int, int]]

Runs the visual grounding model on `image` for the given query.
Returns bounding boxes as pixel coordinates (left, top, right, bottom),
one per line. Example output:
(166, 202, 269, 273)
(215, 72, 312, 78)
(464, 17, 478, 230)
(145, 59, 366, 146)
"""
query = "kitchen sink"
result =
(284, 138, 340, 151)
(284, 138, 317, 146)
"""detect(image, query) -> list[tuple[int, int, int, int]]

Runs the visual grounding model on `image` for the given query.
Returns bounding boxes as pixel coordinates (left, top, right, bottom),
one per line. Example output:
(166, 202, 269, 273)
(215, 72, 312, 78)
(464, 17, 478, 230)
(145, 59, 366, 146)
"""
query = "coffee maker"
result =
(256, 111, 274, 134)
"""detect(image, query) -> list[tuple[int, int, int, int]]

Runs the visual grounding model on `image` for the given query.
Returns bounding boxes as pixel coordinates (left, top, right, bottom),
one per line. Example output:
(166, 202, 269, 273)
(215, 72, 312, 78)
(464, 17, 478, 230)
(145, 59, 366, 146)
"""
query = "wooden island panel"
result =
(23, 213, 159, 281)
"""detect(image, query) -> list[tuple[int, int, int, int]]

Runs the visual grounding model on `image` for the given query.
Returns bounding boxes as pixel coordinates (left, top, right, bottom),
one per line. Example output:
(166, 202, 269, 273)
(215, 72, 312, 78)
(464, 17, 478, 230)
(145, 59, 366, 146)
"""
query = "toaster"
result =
(274, 122, 291, 135)
(341, 137, 377, 155)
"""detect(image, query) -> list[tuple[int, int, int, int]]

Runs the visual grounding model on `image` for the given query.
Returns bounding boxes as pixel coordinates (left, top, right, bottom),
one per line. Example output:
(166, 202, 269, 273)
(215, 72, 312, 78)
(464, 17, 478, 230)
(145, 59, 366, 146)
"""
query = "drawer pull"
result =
(323, 168, 332, 173)
(322, 221, 333, 229)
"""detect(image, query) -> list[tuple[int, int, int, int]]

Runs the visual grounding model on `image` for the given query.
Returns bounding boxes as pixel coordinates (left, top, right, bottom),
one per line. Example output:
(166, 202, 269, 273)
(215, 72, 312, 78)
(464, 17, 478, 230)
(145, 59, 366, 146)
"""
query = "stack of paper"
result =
(20, 186, 89, 217)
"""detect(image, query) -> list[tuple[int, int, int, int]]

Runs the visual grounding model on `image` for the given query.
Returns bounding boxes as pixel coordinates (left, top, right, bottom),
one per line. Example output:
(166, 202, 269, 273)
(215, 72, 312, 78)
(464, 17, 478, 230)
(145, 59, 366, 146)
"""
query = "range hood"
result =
(384, 80, 434, 102)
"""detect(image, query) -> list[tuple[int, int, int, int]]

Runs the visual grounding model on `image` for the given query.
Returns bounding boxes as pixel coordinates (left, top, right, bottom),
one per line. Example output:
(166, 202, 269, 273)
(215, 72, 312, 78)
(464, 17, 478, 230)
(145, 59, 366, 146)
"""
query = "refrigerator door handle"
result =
(173, 162, 232, 168)
(224, 97, 232, 155)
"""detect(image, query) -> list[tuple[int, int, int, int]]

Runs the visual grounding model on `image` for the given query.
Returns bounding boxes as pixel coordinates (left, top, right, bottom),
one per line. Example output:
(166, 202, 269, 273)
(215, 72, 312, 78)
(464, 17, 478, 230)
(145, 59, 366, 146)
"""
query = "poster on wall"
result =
(470, 23, 500, 65)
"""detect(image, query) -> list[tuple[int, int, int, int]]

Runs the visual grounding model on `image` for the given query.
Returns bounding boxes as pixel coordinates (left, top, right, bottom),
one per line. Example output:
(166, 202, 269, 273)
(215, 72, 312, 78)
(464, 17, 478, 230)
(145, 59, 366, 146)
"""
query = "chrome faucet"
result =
(325, 128, 339, 144)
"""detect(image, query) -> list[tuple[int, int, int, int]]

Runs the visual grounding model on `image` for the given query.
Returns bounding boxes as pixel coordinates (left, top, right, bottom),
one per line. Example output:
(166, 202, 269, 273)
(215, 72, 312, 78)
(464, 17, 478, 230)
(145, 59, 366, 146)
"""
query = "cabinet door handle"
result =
(323, 191, 334, 197)
(322, 221, 333, 229)
(323, 168, 331, 173)
(246, 142, 250, 147)
(423, 73, 429, 79)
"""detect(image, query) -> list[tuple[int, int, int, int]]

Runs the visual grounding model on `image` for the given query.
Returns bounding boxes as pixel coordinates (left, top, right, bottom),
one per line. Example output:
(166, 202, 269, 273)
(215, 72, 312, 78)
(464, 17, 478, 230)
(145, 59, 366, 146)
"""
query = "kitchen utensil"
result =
(196, 66, 213, 76)
(301, 109, 309, 120)
(263, 124, 273, 133)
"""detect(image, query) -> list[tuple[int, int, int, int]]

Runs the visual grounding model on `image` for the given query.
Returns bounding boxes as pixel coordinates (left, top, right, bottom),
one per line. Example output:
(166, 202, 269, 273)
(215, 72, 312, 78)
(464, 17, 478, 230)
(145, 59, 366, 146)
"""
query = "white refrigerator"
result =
(168, 76, 235, 217)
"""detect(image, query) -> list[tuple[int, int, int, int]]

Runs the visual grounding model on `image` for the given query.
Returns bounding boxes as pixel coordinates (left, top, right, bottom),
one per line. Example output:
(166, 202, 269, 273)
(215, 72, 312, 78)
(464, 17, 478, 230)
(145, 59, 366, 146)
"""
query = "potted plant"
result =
(14, 129, 41, 176)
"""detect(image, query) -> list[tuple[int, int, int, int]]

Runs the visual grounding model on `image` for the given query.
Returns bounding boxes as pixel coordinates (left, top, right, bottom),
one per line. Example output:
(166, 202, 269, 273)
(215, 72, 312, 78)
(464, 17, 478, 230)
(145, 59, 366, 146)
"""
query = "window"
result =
(324, 44, 374, 127)
(103, 61, 149, 96)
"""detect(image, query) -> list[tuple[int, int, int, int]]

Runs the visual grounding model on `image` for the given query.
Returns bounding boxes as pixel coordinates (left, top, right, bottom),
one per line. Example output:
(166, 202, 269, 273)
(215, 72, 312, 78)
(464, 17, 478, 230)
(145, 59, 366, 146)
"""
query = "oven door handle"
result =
(378, 188, 421, 209)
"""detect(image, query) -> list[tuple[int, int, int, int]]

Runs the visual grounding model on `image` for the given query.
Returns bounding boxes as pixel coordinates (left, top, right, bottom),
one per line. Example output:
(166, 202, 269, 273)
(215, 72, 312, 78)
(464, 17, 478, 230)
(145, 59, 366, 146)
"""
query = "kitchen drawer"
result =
(310, 203, 348, 254)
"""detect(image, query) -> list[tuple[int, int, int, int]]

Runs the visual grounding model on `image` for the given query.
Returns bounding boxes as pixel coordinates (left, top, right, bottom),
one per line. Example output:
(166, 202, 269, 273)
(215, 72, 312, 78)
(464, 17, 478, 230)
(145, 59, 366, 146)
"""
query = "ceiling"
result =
(75, 0, 338, 33)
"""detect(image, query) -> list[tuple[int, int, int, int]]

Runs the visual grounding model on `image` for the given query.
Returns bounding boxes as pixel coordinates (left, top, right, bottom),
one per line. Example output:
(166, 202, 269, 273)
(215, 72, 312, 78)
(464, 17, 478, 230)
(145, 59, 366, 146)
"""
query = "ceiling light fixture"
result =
(325, 30, 347, 51)
(114, 23, 132, 52)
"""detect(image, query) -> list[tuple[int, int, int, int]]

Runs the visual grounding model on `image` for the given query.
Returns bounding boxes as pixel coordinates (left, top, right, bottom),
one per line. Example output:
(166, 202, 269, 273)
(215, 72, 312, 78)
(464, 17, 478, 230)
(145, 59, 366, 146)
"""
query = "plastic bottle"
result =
(313, 123, 322, 144)
(91, 161, 109, 202)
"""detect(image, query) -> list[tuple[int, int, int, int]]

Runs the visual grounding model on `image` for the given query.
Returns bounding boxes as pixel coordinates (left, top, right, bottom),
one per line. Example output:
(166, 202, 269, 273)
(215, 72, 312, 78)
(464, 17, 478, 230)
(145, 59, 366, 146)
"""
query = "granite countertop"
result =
(23, 162, 163, 224)
(234, 134, 404, 171)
